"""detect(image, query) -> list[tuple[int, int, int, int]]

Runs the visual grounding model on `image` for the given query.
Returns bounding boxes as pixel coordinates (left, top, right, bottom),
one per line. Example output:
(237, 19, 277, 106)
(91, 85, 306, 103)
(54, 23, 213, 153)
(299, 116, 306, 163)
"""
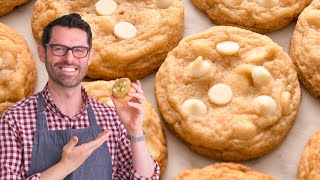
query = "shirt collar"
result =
(41, 83, 90, 117)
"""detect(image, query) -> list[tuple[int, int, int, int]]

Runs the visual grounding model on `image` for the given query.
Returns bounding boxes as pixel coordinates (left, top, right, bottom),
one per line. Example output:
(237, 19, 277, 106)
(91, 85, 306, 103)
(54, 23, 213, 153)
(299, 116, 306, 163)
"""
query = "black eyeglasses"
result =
(46, 44, 90, 58)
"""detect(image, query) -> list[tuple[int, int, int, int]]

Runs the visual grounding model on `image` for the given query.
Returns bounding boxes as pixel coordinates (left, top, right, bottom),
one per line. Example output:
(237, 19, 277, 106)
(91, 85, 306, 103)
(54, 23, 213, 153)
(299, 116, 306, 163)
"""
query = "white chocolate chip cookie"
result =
(0, 0, 30, 16)
(191, 0, 312, 34)
(155, 26, 301, 161)
(290, 0, 320, 97)
(31, 0, 183, 80)
(82, 80, 167, 175)
(173, 163, 275, 180)
(298, 129, 320, 180)
(0, 23, 37, 115)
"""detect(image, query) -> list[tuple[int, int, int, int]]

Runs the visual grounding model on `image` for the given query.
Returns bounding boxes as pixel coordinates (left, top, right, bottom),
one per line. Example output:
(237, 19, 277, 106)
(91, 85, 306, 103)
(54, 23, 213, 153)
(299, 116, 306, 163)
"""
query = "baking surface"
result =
(1, 0, 319, 179)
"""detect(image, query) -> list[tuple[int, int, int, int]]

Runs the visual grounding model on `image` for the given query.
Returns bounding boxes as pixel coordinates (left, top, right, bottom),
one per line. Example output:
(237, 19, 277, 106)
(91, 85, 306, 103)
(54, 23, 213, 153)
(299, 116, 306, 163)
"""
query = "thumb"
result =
(111, 96, 121, 109)
(64, 136, 78, 150)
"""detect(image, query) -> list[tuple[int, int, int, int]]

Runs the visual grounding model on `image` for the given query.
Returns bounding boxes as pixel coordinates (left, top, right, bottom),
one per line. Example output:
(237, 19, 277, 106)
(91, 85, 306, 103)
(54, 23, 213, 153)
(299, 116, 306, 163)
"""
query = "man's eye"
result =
(53, 47, 65, 51)
(74, 48, 86, 52)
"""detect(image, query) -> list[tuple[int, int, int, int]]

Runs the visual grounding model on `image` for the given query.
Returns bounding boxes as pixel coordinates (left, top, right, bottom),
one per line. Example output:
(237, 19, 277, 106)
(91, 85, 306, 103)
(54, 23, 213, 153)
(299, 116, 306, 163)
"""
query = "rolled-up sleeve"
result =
(114, 126, 160, 180)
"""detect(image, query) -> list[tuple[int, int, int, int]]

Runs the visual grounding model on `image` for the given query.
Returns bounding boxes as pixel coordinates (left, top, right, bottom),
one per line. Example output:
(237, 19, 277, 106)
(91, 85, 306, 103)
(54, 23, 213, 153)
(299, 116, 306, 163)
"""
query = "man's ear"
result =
(88, 48, 94, 65)
(37, 44, 46, 63)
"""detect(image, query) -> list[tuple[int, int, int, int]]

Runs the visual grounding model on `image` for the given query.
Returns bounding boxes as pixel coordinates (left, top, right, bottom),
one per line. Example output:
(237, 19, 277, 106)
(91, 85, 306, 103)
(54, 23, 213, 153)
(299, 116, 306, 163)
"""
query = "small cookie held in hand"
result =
(112, 78, 133, 104)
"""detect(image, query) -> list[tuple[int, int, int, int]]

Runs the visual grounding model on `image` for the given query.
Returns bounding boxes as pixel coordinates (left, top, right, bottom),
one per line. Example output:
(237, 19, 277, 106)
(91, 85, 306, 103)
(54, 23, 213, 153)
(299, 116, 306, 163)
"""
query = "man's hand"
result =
(40, 130, 111, 180)
(111, 80, 144, 136)
(60, 130, 111, 174)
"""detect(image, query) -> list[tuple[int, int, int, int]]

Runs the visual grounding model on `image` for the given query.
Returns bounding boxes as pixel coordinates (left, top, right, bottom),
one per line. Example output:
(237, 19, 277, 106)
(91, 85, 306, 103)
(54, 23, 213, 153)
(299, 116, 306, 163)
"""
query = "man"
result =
(0, 13, 159, 179)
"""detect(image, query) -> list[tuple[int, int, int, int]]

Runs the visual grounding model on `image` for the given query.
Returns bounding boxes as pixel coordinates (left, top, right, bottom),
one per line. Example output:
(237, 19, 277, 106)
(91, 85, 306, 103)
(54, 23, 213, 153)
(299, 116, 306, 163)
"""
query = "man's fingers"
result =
(64, 136, 78, 150)
(82, 130, 111, 151)
(111, 96, 121, 107)
(97, 129, 112, 139)
(128, 92, 144, 103)
(135, 80, 141, 87)
(131, 82, 143, 95)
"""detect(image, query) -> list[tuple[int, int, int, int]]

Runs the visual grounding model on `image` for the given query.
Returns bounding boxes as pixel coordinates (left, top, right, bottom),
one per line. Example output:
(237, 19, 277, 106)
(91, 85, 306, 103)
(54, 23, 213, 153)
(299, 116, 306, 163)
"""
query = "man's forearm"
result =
(131, 141, 155, 178)
(40, 161, 72, 180)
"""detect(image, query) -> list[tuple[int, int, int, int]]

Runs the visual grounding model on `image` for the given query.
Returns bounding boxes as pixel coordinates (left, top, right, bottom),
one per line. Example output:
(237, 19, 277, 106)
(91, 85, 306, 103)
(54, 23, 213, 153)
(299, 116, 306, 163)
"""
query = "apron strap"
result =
(87, 104, 98, 127)
(36, 92, 48, 130)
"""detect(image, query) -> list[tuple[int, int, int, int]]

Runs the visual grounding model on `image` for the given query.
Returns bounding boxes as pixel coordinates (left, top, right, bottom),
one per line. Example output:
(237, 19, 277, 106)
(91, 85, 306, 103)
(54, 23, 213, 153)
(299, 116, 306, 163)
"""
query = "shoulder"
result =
(88, 96, 120, 122)
(2, 93, 38, 117)
(1, 93, 38, 128)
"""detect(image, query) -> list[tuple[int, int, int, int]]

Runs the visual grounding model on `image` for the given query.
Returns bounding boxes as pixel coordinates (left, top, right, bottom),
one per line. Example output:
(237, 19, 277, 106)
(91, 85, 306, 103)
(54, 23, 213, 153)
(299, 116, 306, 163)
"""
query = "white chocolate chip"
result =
(156, 0, 173, 9)
(251, 66, 272, 86)
(97, 16, 116, 34)
(244, 47, 269, 63)
(188, 56, 211, 78)
(281, 91, 291, 115)
(232, 119, 257, 139)
(216, 41, 240, 56)
(182, 99, 207, 116)
(191, 39, 212, 56)
(258, 0, 279, 8)
(114, 22, 137, 39)
(208, 83, 233, 105)
(254, 95, 277, 116)
(234, 64, 255, 77)
(95, 0, 117, 16)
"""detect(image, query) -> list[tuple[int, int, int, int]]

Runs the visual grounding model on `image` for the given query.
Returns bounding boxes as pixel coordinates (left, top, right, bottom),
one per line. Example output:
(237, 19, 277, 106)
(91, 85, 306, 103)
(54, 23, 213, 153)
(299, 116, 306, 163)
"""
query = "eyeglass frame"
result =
(45, 44, 91, 58)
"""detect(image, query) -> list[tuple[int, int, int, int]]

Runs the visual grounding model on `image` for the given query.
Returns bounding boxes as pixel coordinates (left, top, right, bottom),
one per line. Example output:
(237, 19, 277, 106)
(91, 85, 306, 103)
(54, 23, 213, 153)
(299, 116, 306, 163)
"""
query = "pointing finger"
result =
(83, 130, 111, 151)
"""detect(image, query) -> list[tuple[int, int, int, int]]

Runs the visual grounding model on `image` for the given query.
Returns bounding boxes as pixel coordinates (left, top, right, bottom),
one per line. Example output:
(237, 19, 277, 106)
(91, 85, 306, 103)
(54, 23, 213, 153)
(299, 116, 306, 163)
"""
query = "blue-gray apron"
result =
(27, 93, 112, 179)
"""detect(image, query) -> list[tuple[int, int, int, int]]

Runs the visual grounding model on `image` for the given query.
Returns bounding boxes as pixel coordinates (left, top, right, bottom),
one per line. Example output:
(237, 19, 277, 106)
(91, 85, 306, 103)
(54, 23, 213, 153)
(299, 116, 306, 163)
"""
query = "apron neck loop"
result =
(37, 92, 98, 129)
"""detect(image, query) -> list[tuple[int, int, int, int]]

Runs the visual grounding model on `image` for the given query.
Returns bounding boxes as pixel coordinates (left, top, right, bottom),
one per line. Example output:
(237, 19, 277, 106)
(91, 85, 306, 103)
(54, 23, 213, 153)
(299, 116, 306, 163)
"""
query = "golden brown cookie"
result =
(191, 0, 311, 34)
(298, 129, 320, 180)
(289, 0, 320, 97)
(112, 78, 131, 98)
(155, 26, 301, 161)
(173, 162, 275, 180)
(31, 0, 184, 80)
(82, 80, 168, 175)
(0, 22, 37, 115)
(0, 0, 30, 16)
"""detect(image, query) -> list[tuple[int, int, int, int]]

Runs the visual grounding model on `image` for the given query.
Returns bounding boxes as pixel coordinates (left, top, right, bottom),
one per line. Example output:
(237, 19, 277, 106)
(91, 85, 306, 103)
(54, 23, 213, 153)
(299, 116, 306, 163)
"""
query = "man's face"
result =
(41, 26, 92, 88)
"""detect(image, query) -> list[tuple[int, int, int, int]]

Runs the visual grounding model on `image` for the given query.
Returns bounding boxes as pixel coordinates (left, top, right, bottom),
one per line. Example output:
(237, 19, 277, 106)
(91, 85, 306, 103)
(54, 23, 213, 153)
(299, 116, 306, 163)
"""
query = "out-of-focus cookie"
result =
(0, 23, 37, 115)
(289, 0, 320, 97)
(298, 129, 320, 180)
(82, 80, 167, 175)
(173, 162, 275, 180)
(0, 0, 30, 16)
(155, 26, 301, 161)
(191, 0, 311, 34)
(31, 0, 184, 80)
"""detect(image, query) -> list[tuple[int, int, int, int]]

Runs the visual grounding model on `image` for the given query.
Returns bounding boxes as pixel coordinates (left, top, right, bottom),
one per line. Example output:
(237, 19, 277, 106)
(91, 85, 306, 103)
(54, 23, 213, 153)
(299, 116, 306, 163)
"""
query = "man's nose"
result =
(64, 49, 74, 62)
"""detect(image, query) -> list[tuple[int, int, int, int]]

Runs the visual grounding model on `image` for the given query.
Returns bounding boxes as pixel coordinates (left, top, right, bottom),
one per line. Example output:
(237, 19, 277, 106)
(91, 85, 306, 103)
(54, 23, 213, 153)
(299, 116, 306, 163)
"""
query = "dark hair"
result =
(41, 13, 92, 48)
